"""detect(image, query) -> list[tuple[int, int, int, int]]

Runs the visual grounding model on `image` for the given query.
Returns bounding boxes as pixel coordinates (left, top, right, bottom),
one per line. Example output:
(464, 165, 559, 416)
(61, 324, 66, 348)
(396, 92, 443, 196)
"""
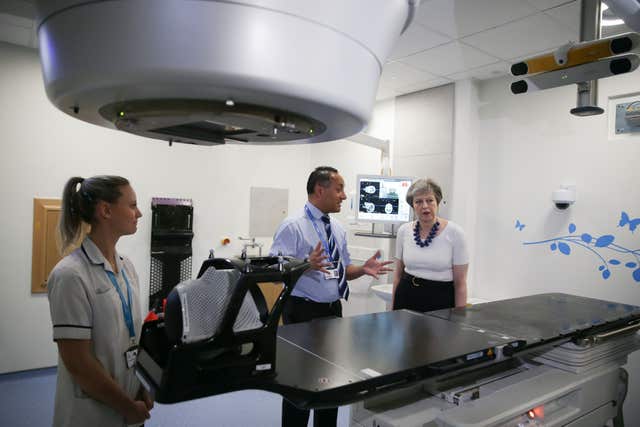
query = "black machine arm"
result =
(136, 256, 308, 403)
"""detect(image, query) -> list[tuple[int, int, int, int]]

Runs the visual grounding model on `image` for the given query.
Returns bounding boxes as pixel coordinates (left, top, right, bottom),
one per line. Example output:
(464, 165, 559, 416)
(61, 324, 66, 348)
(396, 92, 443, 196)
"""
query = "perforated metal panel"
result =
(149, 197, 194, 310)
(150, 257, 164, 297)
(180, 257, 192, 282)
(149, 254, 193, 310)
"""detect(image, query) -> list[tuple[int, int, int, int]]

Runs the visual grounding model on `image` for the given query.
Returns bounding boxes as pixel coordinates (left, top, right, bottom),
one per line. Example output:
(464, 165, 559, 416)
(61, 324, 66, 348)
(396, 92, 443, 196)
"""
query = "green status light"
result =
(118, 111, 125, 117)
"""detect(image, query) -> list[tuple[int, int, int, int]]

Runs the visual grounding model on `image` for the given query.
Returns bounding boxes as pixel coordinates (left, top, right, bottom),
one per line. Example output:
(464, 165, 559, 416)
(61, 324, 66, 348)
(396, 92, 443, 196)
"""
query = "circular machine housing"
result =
(35, 0, 418, 145)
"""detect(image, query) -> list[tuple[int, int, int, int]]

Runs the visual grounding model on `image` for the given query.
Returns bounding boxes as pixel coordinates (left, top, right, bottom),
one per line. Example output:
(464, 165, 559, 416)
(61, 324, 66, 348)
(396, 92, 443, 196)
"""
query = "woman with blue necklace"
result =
(392, 178, 469, 312)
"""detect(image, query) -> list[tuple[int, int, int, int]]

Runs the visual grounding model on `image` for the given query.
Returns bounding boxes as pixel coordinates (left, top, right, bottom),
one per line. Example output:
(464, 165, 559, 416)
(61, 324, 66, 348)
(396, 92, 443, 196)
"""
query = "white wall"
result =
(470, 70, 640, 421)
(0, 42, 382, 373)
(393, 85, 454, 217)
(473, 72, 640, 306)
(365, 97, 396, 174)
(366, 98, 396, 145)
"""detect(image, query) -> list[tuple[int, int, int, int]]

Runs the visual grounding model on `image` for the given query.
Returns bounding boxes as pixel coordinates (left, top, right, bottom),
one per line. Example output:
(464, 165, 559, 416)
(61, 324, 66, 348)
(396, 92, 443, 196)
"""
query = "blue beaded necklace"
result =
(413, 220, 440, 248)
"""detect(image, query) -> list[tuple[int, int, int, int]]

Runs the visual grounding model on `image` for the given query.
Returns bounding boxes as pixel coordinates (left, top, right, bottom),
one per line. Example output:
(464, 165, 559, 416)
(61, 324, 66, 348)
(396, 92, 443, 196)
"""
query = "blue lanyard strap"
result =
(105, 269, 136, 339)
(304, 205, 335, 262)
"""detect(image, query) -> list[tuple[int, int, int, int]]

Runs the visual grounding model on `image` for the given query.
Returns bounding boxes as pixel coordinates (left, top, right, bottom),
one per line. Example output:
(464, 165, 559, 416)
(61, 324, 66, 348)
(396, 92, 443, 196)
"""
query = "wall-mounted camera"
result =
(552, 185, 576, 210)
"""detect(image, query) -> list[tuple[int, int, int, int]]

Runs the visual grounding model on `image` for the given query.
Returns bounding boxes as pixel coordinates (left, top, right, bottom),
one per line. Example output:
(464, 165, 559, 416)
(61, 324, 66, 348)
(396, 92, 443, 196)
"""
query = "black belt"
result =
(402, 273, 453, 287)
(289, 295, 340, 307)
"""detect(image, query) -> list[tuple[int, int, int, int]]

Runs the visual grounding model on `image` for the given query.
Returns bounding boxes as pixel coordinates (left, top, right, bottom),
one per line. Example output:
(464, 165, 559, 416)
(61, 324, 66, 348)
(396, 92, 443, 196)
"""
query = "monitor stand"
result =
(355, 223, 397, 238)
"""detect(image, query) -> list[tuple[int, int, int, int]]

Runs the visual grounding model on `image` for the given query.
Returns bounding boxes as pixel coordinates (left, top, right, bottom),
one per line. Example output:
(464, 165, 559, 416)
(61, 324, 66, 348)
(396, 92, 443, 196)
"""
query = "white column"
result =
(451, 79, 480, 298)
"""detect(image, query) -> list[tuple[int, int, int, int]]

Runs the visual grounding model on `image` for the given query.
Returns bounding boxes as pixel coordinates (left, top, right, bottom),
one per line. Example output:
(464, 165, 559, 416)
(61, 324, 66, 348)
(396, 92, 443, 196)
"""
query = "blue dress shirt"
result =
(269, 202, 352, 302)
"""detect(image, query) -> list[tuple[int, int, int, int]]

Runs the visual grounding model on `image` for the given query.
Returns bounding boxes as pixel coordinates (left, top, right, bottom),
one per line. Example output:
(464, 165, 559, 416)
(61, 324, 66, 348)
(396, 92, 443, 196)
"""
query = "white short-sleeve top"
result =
(47, 237, 143, 427)
(395, 220, 469, 282)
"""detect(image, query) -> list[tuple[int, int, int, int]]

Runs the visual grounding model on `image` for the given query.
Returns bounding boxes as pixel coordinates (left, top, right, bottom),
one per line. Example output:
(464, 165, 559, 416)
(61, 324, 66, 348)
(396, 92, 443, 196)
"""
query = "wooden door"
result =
(31, 198, 62, 293)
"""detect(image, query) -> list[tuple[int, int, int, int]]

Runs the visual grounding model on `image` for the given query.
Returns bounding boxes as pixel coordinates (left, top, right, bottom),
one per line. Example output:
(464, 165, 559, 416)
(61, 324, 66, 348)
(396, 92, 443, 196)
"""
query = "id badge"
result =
(323, 262, 339, 280)
(124, 345, 139, 369)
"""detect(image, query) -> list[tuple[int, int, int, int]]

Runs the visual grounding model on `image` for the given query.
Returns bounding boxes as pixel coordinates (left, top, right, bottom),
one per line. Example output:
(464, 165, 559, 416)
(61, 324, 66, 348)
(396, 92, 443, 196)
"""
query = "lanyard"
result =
(105, 269, 136, 340)
(304, 204, 335, 262)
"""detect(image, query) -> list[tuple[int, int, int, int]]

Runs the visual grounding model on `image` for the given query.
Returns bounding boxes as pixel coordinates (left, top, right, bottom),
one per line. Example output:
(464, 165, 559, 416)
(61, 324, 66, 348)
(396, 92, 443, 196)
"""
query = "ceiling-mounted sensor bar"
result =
(508, 0, 640, 116)
(571, 0, 604, 116)
(510, 33, 639, 76)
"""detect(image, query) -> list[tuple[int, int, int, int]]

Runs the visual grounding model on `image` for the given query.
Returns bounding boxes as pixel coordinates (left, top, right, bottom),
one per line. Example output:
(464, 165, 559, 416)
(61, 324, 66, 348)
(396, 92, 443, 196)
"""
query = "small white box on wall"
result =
(608, 92, 640, 141)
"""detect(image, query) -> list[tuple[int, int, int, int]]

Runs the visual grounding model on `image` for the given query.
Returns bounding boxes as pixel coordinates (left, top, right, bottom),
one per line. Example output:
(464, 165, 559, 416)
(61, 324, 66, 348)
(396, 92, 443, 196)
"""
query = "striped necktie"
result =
(321, 215, 349, 300)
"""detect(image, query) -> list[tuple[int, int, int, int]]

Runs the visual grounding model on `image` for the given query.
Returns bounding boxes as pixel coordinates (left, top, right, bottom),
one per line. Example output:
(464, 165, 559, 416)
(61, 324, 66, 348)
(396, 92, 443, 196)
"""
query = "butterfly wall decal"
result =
(619, 212, 640, 233)
(515, 219, 525, 231)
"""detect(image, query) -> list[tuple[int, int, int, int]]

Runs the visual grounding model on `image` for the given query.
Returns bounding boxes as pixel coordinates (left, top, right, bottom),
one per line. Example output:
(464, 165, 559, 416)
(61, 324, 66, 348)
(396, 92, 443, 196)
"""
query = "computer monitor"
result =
(355, 175, 413, 224)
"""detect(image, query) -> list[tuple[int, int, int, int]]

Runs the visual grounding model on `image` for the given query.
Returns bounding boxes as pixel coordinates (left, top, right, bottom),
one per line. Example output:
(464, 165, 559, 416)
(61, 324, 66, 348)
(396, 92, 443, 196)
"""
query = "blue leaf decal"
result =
(558, 242, 571, 255)
(521, 217, 640, 283)
(594, 235, 615, 247)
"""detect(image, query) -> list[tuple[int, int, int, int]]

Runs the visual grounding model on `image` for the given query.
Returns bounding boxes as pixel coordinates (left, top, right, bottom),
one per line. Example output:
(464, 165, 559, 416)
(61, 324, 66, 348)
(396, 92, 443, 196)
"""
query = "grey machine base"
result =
(351, 330, 639, 427)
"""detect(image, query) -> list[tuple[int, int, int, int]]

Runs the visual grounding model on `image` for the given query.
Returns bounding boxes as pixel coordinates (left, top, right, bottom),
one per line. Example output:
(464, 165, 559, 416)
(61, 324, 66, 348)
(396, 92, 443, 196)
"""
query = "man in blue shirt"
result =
(270, 166, 393, 427)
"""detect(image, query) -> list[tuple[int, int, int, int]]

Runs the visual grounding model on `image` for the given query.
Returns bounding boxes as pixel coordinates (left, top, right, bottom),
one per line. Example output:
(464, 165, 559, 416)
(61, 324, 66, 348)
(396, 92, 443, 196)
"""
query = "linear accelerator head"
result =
(34, 0, 420, 146)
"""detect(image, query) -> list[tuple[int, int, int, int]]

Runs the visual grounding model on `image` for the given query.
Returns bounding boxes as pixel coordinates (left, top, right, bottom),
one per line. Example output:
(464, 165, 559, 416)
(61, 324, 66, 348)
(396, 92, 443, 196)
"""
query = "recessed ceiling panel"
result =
(387, 22, 452, 61)
(400, 41, 498, 76)
(415, 0, 538, 38)
(544, 0, 580, 33)
(461, 13, 578, 60)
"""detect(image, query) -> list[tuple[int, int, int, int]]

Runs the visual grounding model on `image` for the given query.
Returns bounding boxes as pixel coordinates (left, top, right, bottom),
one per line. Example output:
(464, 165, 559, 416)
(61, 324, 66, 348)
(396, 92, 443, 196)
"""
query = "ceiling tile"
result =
(399, 41, 499, 76)
(524, 0, 575, 11)
(544, 0, 580, 33)
(446, 61, 510, 80)
(415, 0, 538, 38)
(380, 61, 439, 88)
(388, 22, 452, 61)
(461, 13, 578, 60)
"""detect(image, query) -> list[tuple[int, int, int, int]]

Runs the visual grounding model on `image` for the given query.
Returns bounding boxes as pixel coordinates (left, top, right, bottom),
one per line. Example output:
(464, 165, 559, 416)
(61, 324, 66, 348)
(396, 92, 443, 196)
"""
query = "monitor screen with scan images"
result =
(356, 175, 413, 224)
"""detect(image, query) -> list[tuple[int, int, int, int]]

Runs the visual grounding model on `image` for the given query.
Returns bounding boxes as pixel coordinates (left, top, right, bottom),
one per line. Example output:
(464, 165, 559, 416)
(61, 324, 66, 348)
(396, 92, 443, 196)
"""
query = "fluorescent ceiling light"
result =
(601, 2, 625, 27)
(602, 18, 625, 26)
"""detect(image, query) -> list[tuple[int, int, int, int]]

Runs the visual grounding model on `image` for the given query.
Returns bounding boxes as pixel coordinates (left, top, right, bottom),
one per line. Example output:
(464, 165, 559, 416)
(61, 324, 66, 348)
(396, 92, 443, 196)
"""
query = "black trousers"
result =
(281, 296, 342, 427)
(393, 273, 455, 312)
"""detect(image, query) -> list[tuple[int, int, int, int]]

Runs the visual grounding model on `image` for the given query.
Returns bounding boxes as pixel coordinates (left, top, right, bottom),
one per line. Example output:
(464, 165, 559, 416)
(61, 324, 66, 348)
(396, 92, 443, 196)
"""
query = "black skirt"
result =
(393, 273, 454, 312)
